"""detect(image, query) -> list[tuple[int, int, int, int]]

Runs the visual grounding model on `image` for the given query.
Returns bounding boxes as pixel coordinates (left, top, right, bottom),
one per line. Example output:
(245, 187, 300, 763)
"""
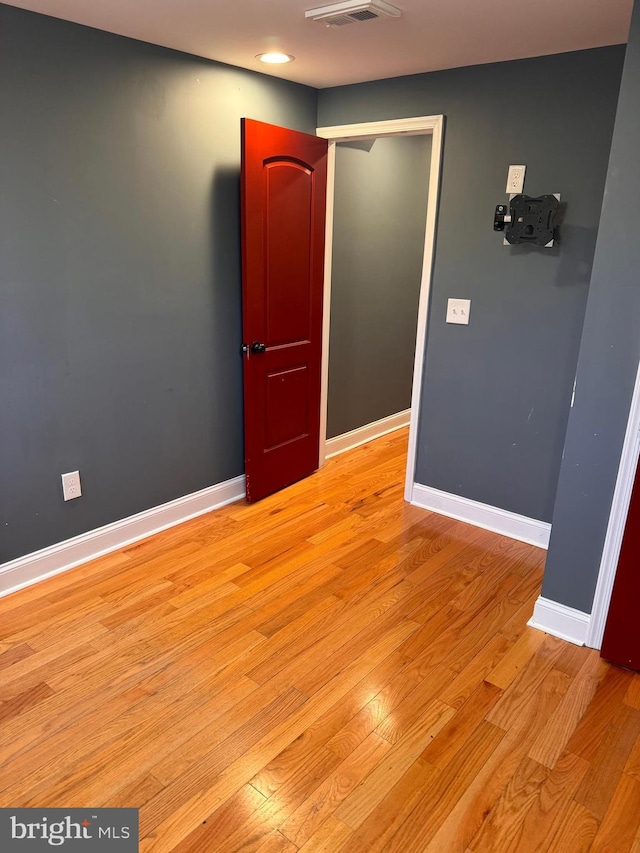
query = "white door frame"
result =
(586, 356, 640, 648)
(315, 115, 445, 501)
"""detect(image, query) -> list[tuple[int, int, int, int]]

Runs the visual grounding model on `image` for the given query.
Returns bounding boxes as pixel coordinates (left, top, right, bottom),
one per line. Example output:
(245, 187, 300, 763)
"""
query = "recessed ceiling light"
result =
(256, 52, 295, 64)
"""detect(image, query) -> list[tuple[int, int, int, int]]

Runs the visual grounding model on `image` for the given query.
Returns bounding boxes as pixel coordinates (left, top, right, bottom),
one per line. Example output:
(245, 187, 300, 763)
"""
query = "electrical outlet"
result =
(446, 298, 471, 325)
(62, 470, 82, 501)
(506, 165, 526, 194)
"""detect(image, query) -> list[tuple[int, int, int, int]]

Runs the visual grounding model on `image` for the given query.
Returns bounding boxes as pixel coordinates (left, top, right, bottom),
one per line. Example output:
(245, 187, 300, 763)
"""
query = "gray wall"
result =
(327, 135, 431, 438)
(0, 6, 317, 563)
(542, 1, 640, 613)
(318, 47, 625, 522)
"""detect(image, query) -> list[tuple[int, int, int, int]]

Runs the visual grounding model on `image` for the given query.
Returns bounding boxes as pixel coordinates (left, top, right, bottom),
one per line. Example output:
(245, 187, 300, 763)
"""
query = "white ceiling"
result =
(3, 0, 633, 88)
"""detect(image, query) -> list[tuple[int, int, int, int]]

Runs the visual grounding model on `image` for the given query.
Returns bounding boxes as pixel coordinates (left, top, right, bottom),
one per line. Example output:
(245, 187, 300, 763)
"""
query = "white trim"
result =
(325, 409, 410, 459)
(318, 140, 336, 464)
(316, 116, 445, 140)
(0, 475, 246, 599)
(586, 357, 640, 649)
(410, 483, 551, 549)
(527, 596, 590, 646)
(315, 115, 445, 479)
(404, 117, 444, 501)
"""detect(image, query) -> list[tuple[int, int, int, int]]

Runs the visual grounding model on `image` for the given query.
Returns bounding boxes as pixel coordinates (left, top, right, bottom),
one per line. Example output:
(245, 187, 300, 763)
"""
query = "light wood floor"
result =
(1, 429, 639, 852)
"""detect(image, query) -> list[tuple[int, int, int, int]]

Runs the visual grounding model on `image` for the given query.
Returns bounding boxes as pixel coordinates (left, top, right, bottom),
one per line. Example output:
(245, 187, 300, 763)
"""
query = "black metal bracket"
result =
(494, 194, 560, 247)
(494, 204, 509, 232)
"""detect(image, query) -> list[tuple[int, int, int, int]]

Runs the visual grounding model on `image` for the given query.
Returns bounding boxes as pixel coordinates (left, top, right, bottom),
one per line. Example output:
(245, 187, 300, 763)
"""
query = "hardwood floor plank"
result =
(403, 526, 496, 589)
(251, 650, 408, 797)
(440, 593, 523, 674)
(574, 703, 640, 819)
(422, 727, 534, 853)
(565, 664, 636, 761)
(470, 755, 550, 853)
(625, 727, 640, 781)
(372, 663, 455, 745)
(150, 685, 306, 790)
(0, 639, 101, 702)
(383, 721, 506, 852)
(439, 633, 512, 709)
(263, 588, 420, 695)
(0, 643, 34, 671)
(254, 568, 346, 638)
(504, 751, 590, 853)
(625, 675, 640, 710)
(8, 673, 262, 806)
(0, 681, 54, 725)
(546, 801, 600, 853)
(527, 649, 608, 769)
(170, 785, 268, 853)
(509, 563, 546, 602)
(295, 609, 422, 698)
(179, 747, 340, 853)
(333, 758, 438, 853)
(280, 732, 391, 846)
(246, 596, 347, 684)
(486, 637, 569, 732)
(420, 680, 502, 769)
(590, 773, 640, 853)
(255, 830, 298, 853)
(326, 658, 440, 757)
(485, 628, 546, 690)
(297, 815, 353, 852)
(0, 621, 263, 787)
(334, 699, 455, 829)
(139, 620, 421, 849)
(104, 774, 166, 810)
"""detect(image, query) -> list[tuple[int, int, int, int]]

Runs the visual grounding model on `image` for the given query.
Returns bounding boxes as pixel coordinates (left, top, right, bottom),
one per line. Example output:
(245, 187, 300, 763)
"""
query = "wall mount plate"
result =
(503, 193, 560, 247)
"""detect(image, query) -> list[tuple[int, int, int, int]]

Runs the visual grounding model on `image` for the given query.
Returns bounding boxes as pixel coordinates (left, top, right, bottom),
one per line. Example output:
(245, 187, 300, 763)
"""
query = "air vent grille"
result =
(350, 10, 379, 20)
(305, 1, 401, 27)
(327, 14, 358, 25)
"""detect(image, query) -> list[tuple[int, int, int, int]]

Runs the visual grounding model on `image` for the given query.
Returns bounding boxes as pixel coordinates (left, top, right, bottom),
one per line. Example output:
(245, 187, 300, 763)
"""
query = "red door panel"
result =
(601, 459, 640, 671)
(265, 365, 309, 450)
(241, 119, 328, 503)
(264, 161, 313, 346)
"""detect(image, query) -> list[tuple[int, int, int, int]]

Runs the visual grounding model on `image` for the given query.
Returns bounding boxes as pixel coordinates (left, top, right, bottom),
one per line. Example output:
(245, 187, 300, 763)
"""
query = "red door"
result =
(601, 460, 640, 670)
(241, 119, 328, 503)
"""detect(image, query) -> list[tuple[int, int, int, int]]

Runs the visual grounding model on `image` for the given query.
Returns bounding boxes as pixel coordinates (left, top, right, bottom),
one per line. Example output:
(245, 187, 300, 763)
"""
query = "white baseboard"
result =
(325, 409, 410, 460)
(527, 596, 590, 646)
(410, 483, 551, 549)
(0, 475, 246, 599)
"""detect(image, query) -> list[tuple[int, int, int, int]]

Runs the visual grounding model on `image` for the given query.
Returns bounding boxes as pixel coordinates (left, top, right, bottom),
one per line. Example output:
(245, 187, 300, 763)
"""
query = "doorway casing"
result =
(315, 115, 445, 500)
(586, 356, 640, 648)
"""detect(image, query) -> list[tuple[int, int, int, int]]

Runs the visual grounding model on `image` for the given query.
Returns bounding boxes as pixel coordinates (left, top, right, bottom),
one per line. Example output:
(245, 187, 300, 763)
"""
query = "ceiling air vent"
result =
(305, 0, 402, 27)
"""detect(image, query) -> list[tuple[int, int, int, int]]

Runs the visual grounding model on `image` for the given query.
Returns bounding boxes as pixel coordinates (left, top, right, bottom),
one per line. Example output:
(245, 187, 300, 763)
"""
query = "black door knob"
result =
(251, 341, 266, 354)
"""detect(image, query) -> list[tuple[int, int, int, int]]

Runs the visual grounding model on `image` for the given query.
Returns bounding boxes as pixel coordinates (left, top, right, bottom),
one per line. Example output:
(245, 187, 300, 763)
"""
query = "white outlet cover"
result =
(62, 470, 82, 501)
(506, 164, 526, 194)
(446, 298, 471, 325)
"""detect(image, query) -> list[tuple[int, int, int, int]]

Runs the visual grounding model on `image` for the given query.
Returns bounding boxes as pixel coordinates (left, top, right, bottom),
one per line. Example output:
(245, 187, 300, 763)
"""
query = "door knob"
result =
(251, 341, 266, 354)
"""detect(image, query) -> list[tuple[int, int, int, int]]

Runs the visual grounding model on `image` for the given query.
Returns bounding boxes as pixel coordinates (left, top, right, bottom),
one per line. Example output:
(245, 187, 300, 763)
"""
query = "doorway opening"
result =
(315, 116, 445, 501)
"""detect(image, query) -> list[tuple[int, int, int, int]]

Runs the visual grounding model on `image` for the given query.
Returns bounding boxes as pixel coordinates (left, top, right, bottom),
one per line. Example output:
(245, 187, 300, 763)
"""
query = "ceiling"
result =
(3, 0, 633, 88)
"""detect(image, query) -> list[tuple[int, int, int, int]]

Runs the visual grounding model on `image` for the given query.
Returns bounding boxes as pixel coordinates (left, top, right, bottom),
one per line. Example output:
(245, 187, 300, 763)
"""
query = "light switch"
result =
(446, 298, 471, 325)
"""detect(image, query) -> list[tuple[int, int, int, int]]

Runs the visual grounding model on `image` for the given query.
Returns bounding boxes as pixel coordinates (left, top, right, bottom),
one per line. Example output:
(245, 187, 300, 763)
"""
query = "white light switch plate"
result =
(446, 298, 471, 325)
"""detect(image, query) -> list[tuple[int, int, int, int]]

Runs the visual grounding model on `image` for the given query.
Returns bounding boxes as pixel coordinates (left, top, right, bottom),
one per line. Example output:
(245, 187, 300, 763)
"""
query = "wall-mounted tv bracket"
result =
(494, 194, 560, 247)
